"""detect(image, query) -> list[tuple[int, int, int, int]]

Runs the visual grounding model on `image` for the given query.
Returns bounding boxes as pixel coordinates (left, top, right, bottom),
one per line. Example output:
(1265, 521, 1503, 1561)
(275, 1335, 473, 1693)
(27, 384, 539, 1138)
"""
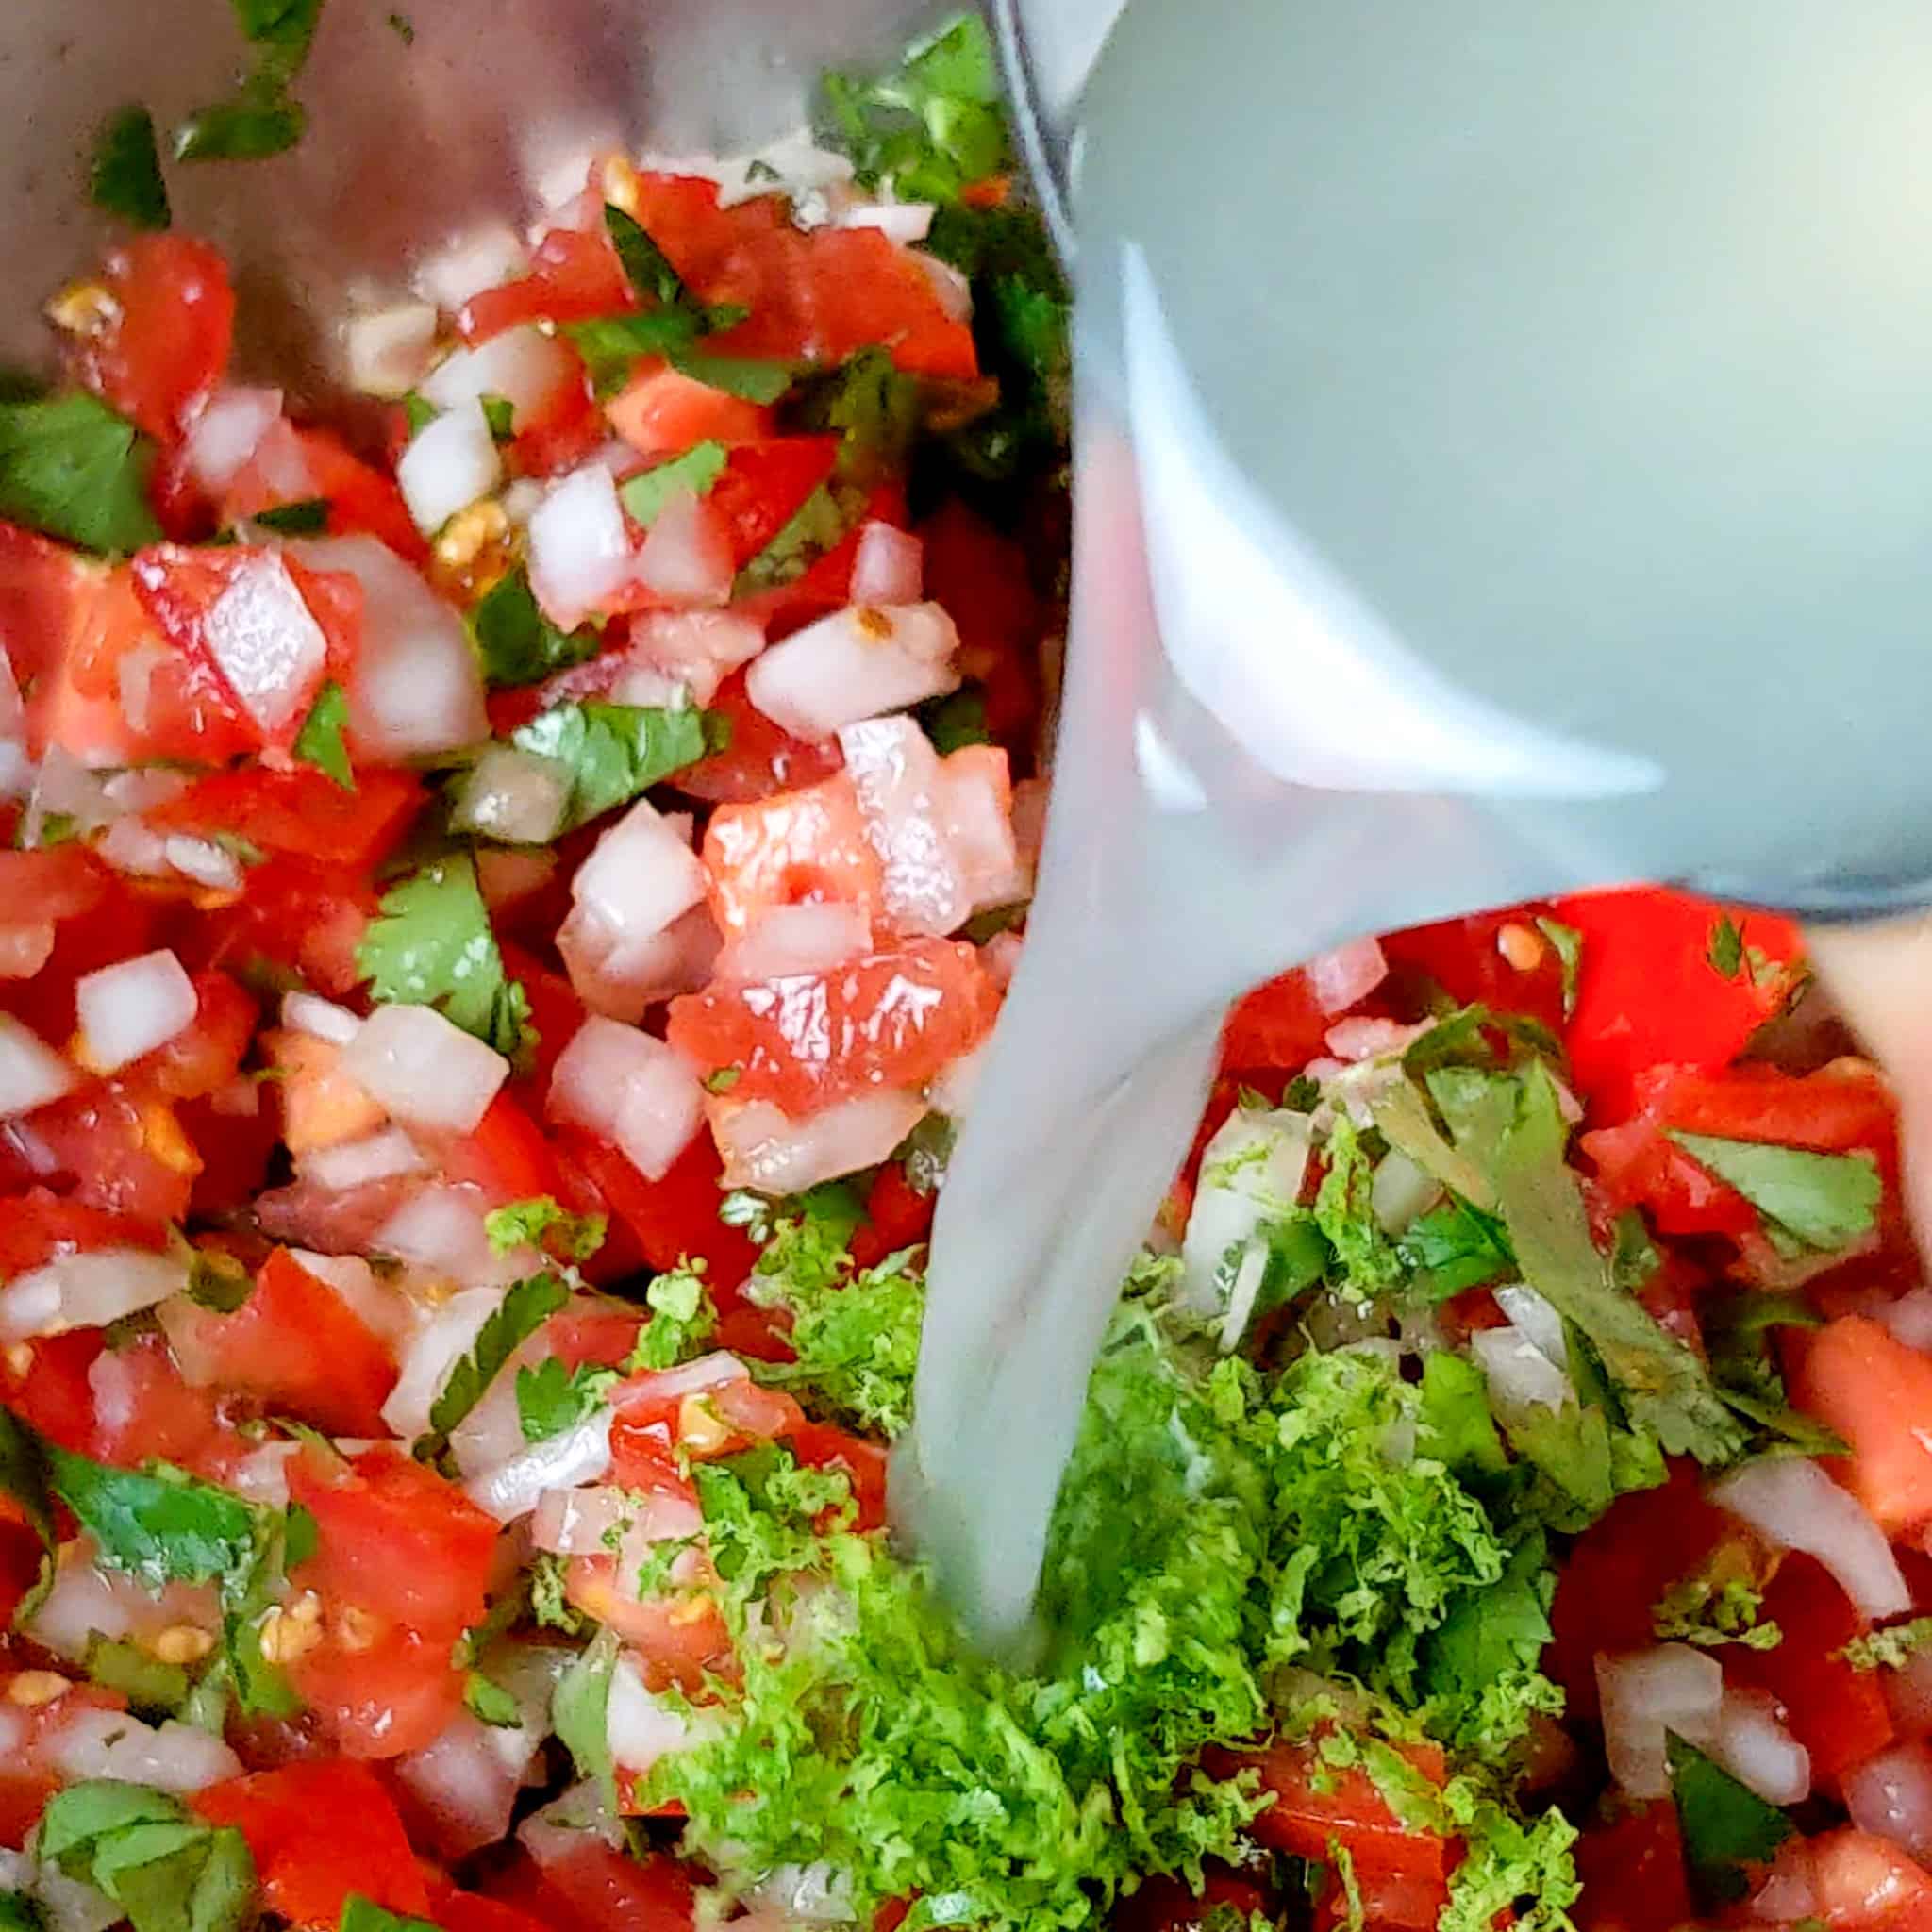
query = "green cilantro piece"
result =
(819, 13, 1009, 202)
(35, 1781, 258, 1932)
(1654, 1575, 1782, 1651)
(1399, 1194, 1514, 1301)
(703, 1067, 741, 1094)
(340, 1898, 441, 1932)
(483, 1194, 607, 1261)
(415, 1273, 569, 1462)
(605, 204, 701, 315)
(732, 480, 849, 593)
(560, 308, 703, 398)
(174, 92, 307, 163)
(1668, 1732, 1793, 1907)
(1532, 917, 1584, 1018)
(401, 392, 438, 436)
(1420, 1533, 1564, 1765)
(528, 1551, 590, 1635)
(1707, 914, 1745, 979)
(463, 1670, 522, 1727)
(921, 685, 991, 755)
(1312, 1116, 1404, 1299)
(0, 1890, 40, 1931)
(0, 393, 162, 554)
(82, 1634, 192, 1716)
(468, 566, 600, 691)
(553, 1625, 620, 1808)
(628, 1264, 719, 1372)
(250, 496, 331, 535)
(1438, 1790, 1581, 1932)
(291, 679, 354, 791)
(515, 1357, 619, 1444)
(46, 1447, 260, 1594)
(1840, 1617, 1932, 1672)
(90, 107, 172, 230)
(1417, 1350, 1509, 1486)
(0, 1407, 56, 1622)
(356, 852, 531, 1058)
(665, 350, 797, 405)
(617, 441, 729, 528)
(791, 347, 923, 484)
(477, 394, 514, 441)
(1666, 1133, 1880, 1254)
(387, 11, 414, 43)
(508, 700, 713, 830)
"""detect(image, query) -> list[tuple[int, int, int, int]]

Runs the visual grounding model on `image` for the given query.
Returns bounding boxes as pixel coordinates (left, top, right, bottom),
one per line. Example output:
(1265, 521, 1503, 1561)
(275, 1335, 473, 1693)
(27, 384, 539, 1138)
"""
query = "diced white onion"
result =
(630, 609, 764, 709)
(533, 1483, 702, 1557)
(708, 1089, 926, 1196)
(374, 1186, 523, 1290)
(25, 1556, 216, 1662)
(40, 1707, 241, 1792)
(226, 1440, 299, 1509)
(528, 465, 638, 628)
(398, 400, 503, 535)
(0, 1014, 76, 1116)
(1371, 1149, 1441, 1235)
(1710, 1687, 1811, 1807)
(1181, 1106, 1313, 1315)
(380, 1283, 504, 1439)
(547, 1015, 703, 1181)
(25, 1858, 120, 1932)
(1846, 1740, 1932, 1860)
(283, 991, 361, 1045)
(1597, 1644, 1724, 1801)
(466, 1407, 613, 1524)
(1494, 1285, 1570, 1367)
(928, 1044, 985, 1120)
(716, 903, 872, 984)
(569, 799, 708, 946)
(75, 947, 197, 1073)
(849, 522, 924, 604)
(298, 1125, 426, 1192)
(343, 302, 440, 398)
(414, 226, 532, 311)
(341, 1003, 508, 1135)
(293, 1247, 412, 1342)
(451, 745, 570, 845)
(0, 1247, 187, 1342)
(748, 1861, 859, 1925)
(913, 250, 974, 323)
(1471, 1325, 1575, 1415)
(396, 1711, 525, 1859)
(836, 199, 937, 243)
(747, 602, 961, 741)
(606, 1652, 717, 1774)
(1714, 1456, 1911, 1621)
(634, 490, 732, 608)
(518, 1780, 625, 1864)
(558, 900, 720, 1024)
(421, 324, 574, 422)
(1324, 1015, 1426, 1063)
(182, 387, 282, 495)
(1877, 1290, 1932, 1354)
(161, 836, 242, 891)
(291, 536, 489, 759)
(1307, 936, 1391, 1015)
(198, 551, 330, 736)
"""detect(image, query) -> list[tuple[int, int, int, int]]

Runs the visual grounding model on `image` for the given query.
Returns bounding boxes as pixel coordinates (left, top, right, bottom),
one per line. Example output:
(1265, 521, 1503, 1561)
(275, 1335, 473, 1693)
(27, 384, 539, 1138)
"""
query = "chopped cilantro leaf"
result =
(666, 349, 797, 405)
(1668, 1731, 1793, 1906)
(791, 346, 922, 484)
(463, 1670, 521, 1728)
(528, 1550, 589, 1635)
(1708, 914, 1745, 979)
(704, 1067, 741, 1094)
(416, 1274, 569, 1462)
(1400, 1194, 1514, 1301)
(478, 393, 514, 441)
(733, 480, 849, 593)
(90, 106, 172, 230)
(468, 566, 600, 690)
(356, 852, 531, 1058)
(0, 1407, 55, 1622)
(553, 1625, 620, 1808)
(82, 1634, 192, 1716)
(401, 391, 438, 436)
(175, 92, 308, 163)
(920, 684, 991, 754)
(628, 1265, 718, 1372)
(1666, 1133, 1880, 1254)
(0, 1891, 39, 1931)
(560, 308, 703, 397)
(46, 1447, 261, 1595)
(250, 495, 330, 534)
(36, 1781, 257, 1932)
(515, 1357, 618, 1444)
(506, 699, 713, 830)
(617, 440, 729, 528)
(1839, 1617, 1932, 1672)
(1533, 917, 1583, 1018)
(1312, 1116, 1404, 1298)
(291, 679, 354, 790)
(605, 204, 701, 315)
(1654, 1574, 1782, 1651)
(340, 1899, 442, 1932)
(183, 1245, 254, 1312)
(1420, 1532, 1565, 1765)
(483, 1194, 607, 1261)
(0, 392, 162, 554)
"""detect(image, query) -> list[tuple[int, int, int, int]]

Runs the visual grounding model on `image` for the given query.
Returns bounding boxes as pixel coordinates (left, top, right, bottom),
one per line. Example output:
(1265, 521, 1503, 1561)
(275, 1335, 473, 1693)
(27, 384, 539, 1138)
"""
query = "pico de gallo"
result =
(0, 11, 1930, 1932)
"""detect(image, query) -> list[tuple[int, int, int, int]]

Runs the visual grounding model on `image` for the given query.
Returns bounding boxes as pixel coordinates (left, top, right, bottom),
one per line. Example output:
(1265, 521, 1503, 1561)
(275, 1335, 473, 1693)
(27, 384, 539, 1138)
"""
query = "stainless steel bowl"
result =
(0, 0, 941, 391)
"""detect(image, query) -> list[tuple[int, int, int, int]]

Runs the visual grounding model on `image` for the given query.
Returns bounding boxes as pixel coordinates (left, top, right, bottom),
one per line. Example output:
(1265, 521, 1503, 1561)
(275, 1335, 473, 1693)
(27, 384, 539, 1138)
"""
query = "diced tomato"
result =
(1548, 888, 1804, 1120)
(0, 1773, 57, 1853)
(790, 1421, 889, 1531)
(556, 1123, 758, 1289)
(562, 1553, 734, 1692)
(848, 1159, 937, 1270)
(180, 1086, 281, 1220)
(435, 1091, 566, 1206)
(700, 438, 841, 565)
(165, 1247, 395, 1436)
(498, 941, 589, 1091)
(193, 1759, 432, 1924)
(508, 363, 608, 478)
(1572, 1802, 1694, 1932)
(1788, 1317, 1932, 1535)
(223, 425, 427, 564)
(1726, 1554, 1895, 1785)
(667, 936, 1000, 1113)
(673, 667, 846, 805)
(546, 1307, 646, 1371)
(1220, 1734, 1453, 1894)
(916, 500, 1042, 742)
(1221, 965, 1333, 1075)
(0, 1509, 45, 1630)
(606, 362, 774, 457)
(72, 234, 234, 441)
(525, 1838, 697, 1932)
(610, 1356, 802, 1466)
(0, 1188, 166, 1276)
(289, 1624, 468, 1760)
(458, 224, 631, 342)
(1115, 1869, 1272, 1932)
(193, 855, 375, 998)
(83, 1330, 235, 1474)
(1378, 904, 1570, 1038)
(286, 1441, 498, 1643)
(26, 1079, 201, 1224)
(738, 481, 911, 642)
(133, 968, 257, 1103)
(1546, 1462, 1726, 1719)
(1764, 1828, 1932, 1931)
(0, 1328, 106, 1455)
(423, 1874, 558, 1932)
(148, 766, 424, 870)
(700, 771, 880, 937)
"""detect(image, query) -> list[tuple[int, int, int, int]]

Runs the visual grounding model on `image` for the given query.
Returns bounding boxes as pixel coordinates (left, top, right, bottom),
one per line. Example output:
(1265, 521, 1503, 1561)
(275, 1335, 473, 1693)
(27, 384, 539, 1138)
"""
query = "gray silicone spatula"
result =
(898, 0, 1932, 1649)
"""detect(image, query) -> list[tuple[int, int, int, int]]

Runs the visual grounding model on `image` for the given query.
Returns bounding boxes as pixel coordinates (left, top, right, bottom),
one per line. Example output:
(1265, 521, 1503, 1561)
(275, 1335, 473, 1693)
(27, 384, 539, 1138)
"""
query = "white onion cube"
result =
(570, 800, 707, 946)
(75, 949, 198, 1074)
(528, 466, 637, 629)
(341, 1002, 508, 1135)
(199, 554, 329, 737)
(398, 401, 503, 536)
(0, 1014, 76, 1116)
(547, 1015, 703, 1181)
(746, 601, 961, 741)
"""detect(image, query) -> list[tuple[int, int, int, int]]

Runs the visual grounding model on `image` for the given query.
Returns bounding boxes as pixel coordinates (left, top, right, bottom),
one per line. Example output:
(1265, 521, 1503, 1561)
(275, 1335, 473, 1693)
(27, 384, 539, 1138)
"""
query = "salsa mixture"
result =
(1, 11, 1930, 1932)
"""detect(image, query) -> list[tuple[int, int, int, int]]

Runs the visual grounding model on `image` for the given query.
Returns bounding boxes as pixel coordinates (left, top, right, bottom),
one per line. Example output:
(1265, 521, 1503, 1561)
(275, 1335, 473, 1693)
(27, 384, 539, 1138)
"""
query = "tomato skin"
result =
(1788, 1317, 1932, 1536)
(849, 1160, 936, 1270)
(1726, 1554, 1895, 1785)
(193, 855, 375, 998)
(559, 1126, 758, 1290)
(192, 1759, 432, 1924)
(166, 1247, 395, 1436)
(1571, 1802, 1694, 1932)
(458, 224, 630, 342)
(26, 1080, 200, 1225)
(607, 363, 774, 457)
(526, 1839, 697, 1932)
(0, 1328, 106, 1455)
(1114, 1870, 1271, 1932)
(149, 766, 424, 870)
(289, 1624, 467, 1760)
(675, 669, 847, 804)
(286, 1443, 498, 1643)
(1378, 904, 1569, 1037)
(0, 1189, 166, 1276)
(82, 1331, 235, 1474)
(790, 1421, 889, 1531)
(423, 1874, 558, 1932)
(1220, 966, 1332, 1074)
(75, 235, 235, 441)
(668, 936, 1000, 1113)
(916, 499, 1043, 742)
(433, 1091, 565, 1207)
(0, 1773, 57, 1853)
(700, 437, 841, 565)
(1547, 888, 1802, 1120)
